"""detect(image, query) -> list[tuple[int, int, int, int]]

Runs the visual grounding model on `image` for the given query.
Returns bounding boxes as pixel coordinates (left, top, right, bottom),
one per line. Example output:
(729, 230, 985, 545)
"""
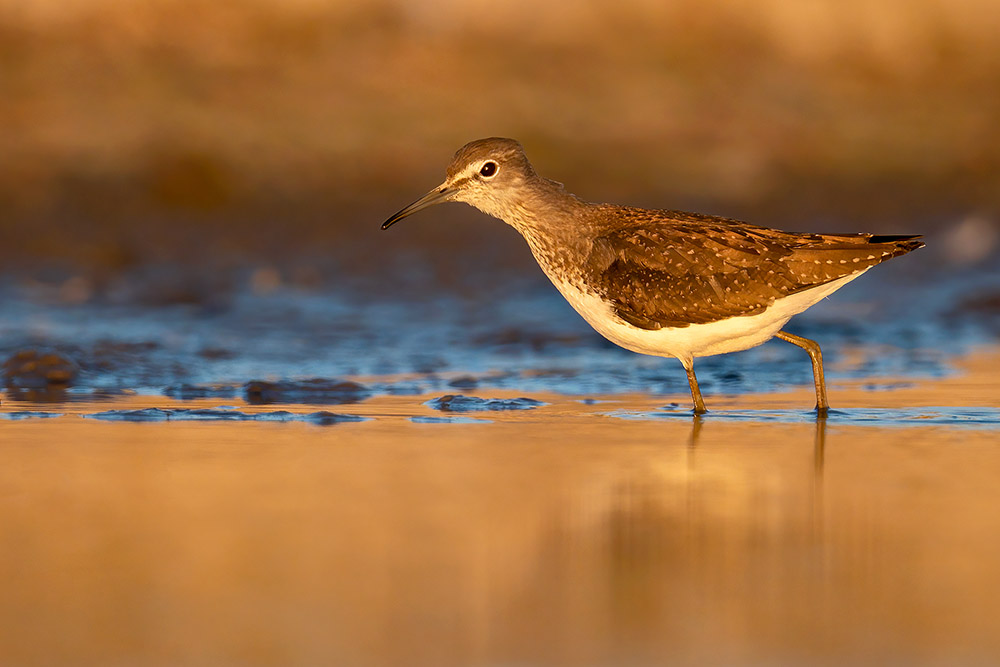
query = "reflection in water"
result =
(685, 411, 827, 477)
(814, 414, 827, 473)
(687, 414, 826, 458)
(687, 413, 704, 448)
(0, 411, 999, 666)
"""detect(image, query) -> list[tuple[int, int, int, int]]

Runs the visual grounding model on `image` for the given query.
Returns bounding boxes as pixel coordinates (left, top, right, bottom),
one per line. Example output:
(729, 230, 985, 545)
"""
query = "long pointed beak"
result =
(381, 185, 454, 230)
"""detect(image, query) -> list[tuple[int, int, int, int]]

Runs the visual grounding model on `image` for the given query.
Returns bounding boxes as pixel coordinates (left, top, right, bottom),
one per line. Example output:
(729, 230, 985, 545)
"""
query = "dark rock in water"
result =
(244, 379, 373, 405)
(302, 411, 369, 425)
(448, 376, 479, 390)
(163, 383, 240, 400)
(3, 349, 79, 388)
(425, 395, 545, 412)
(29, 339, 179, 393)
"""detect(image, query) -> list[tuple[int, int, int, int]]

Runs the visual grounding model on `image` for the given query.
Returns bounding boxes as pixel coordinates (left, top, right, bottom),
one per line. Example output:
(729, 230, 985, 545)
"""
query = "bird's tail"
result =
(866, 234, 925, 259)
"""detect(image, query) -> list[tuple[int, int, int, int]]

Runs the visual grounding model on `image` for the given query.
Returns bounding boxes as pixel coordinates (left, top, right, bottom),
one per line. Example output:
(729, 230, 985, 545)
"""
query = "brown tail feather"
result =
(868, 234, 922, 244)
(868, 234, 924, 259)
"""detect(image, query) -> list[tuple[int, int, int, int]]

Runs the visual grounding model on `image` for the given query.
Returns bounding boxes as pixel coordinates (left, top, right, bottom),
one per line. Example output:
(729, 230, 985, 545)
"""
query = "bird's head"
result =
(381, 137, 536, 230)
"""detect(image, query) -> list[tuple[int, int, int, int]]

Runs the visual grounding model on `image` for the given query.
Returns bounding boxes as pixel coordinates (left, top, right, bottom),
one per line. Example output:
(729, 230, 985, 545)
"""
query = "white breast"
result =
(544, 269, 868, 364)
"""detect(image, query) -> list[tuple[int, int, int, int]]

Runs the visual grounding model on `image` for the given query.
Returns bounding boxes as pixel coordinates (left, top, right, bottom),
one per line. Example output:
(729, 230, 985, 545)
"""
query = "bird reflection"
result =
(684, 411, 828, 476)
(814, 414, 827, 474)
(687, 414, 704, 448)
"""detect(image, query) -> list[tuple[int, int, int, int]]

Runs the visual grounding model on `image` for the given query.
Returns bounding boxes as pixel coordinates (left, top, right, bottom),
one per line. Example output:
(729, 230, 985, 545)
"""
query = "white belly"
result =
(546, 270, 868, 364)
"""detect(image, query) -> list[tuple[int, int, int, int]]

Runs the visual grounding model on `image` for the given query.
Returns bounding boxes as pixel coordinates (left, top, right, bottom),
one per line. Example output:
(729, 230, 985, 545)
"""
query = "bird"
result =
(381, 138, 923, 415)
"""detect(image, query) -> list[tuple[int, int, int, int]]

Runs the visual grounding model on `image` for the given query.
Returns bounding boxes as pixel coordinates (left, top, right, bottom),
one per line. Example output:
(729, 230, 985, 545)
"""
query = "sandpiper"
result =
(382, 138, 923, 414)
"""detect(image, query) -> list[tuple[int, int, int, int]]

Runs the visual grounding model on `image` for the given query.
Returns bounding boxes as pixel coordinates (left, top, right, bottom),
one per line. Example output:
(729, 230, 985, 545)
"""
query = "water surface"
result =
(2, 359, 999, 665)
(2, 264, 999, 665)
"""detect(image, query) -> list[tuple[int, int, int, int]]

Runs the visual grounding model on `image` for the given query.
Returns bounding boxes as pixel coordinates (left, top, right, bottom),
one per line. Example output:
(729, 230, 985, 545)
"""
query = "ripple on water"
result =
(607, 406, 1000, 428)
(83, 408, 370, 425)
(410, 415, 493, 424)
(425, 395, 546, 412)
(0, 411, 65, 420)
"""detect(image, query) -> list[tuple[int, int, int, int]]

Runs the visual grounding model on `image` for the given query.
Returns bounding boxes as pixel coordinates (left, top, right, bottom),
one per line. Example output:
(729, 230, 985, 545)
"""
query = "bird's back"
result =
(575, 206, 923, 330)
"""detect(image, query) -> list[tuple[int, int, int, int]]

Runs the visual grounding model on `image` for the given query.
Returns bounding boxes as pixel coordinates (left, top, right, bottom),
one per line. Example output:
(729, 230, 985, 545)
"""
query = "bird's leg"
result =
(775, 330, 829, 415)
(681, 359, 707, 415)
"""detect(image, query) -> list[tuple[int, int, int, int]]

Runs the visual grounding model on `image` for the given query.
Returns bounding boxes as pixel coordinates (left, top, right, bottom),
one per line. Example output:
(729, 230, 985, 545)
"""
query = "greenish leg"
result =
(776, 330, 830, 415)
(681, 359, 708, 415)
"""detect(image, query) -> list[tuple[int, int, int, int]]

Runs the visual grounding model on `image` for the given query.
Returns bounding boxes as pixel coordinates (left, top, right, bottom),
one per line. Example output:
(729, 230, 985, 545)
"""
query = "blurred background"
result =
(3, 6, 1000, 664)
(1, 0, 999, 398)
(2, 0, 998, 299)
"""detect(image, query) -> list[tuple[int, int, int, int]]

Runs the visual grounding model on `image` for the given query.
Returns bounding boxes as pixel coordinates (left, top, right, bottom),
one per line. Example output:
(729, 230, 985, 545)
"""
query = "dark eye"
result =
(479, 161, 498, 178)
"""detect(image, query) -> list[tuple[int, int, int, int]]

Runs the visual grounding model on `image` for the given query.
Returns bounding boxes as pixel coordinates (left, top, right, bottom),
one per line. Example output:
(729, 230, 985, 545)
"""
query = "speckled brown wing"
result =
(584, 208, 923, 329)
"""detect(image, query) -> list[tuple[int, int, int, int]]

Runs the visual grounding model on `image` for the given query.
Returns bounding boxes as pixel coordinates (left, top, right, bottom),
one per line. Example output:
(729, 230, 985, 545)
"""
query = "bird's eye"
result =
(479, 161, 498, 178)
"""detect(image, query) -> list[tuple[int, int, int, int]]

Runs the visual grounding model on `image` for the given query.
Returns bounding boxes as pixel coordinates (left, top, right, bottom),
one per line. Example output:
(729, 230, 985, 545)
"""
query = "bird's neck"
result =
(486, 177, 595, 285)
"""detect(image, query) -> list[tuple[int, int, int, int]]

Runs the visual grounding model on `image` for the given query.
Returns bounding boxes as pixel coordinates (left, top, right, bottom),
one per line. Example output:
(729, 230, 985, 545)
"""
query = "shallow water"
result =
(0, 269, 994, 402)
(1, 356, 999, 665)
(2, 266, 1000, 665)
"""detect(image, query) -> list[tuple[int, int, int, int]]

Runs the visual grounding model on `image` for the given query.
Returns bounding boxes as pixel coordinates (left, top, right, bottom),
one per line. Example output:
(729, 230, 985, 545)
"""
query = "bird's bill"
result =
(381, 185, 453, 230)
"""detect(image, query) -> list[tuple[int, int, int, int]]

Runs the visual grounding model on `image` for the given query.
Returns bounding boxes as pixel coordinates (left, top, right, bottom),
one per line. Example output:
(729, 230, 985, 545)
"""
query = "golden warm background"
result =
(3, 5, 1000, 665)
(2, 0, 998, 287)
